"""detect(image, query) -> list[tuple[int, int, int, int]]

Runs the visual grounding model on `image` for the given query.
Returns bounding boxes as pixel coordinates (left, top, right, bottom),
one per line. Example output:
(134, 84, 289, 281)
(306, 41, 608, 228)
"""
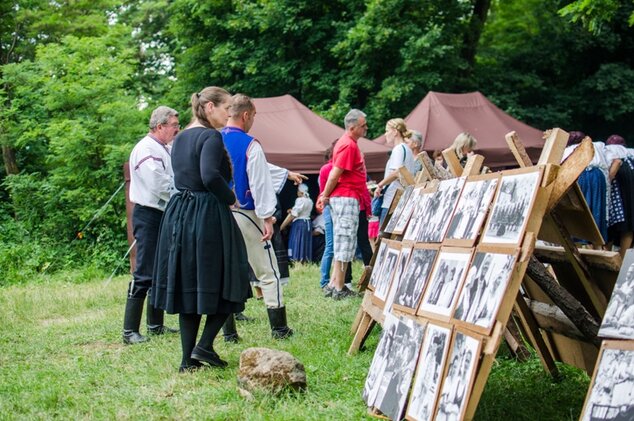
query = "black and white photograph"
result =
(599, 249, 634, 340)
(375, 317, 426, 421)
(434, 331, 480, 421)
(482, 170, 542, 244)
(580, 342, 634, 421)
(419, 250, 472, 318)
(404, 190, 435, 242)
(406, 324, 452, 421)
(417, 177, 466, 243)
(383, 246, 413, 316)
(369, 240, 388, 291)
(363, 313, 400, 406)
(446, 178, 499, 243)
(394, 248, 439, 312)
(385, 186, 415, 234)
(453, 251, 517, 333)
(393, 187, 424, 235)
(373, 243, 401, 302)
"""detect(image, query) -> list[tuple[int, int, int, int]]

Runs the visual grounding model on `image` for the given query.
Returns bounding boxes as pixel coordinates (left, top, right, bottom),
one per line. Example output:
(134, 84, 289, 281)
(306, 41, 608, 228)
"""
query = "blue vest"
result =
(221, 126, 255, 210)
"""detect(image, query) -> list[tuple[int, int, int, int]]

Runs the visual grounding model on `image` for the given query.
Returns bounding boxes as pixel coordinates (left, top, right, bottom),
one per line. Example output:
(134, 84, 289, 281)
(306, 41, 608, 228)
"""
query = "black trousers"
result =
(129, 204, 163, 299)
(346, 211, 373, 283)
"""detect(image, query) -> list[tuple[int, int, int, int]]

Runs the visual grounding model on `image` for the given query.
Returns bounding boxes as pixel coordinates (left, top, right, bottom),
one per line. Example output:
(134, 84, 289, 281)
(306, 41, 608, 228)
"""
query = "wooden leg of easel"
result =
(464, 352, 496, 421)
(514, 291, 559, 377)
(348, 313, 376, 355)
(350, 305, 365, 335)
(503, 316, 531, 362)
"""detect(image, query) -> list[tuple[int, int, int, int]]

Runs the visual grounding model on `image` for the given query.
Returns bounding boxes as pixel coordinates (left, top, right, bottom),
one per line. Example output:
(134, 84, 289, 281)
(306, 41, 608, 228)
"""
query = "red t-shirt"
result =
(319, 161, 333, 195)
(331, 133, 367, 202)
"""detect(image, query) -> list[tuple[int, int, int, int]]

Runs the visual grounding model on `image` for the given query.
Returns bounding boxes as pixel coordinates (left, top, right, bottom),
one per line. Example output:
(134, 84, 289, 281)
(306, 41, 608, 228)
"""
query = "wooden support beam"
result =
(356, 264, 373, 293)
(505, 131, 533, 168)
(533, 244, 621, 272)
(514, 290, 560, 376)
(525, 255, 601, 347)
(504, 317, 532, 362)
(526, 298, 586, 341)
(462, 154, 484, 176)
(548, 212, 608, 316)
(442, 147, 463, 177)
(537, 128, 569, 165)
(547, 138, 595, 210)
(398, 166, 415, 187)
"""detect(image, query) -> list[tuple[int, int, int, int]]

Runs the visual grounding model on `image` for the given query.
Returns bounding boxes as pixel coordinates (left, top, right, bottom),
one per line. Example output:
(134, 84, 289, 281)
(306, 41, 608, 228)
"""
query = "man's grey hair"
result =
(410, 130, 424, 148)
(149, 106, 179, 130)
(344, 109, 366, 130)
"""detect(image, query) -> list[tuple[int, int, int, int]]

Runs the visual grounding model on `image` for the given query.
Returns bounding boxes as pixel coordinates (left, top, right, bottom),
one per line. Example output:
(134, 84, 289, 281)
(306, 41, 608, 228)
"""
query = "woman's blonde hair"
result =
(191, 86, 230, 129)
(387, 118, 412, 140)
(451, 132, 477, 158)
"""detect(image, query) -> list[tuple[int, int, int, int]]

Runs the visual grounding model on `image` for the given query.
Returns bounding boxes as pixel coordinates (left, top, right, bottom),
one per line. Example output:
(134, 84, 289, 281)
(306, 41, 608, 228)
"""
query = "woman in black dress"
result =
(151, 86, 251, 372)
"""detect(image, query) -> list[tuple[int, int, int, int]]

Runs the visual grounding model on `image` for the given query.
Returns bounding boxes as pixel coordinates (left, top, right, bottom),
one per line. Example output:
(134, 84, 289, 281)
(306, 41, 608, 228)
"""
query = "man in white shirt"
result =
(124, 106, 180, 345)
(221, 94, 305, 339)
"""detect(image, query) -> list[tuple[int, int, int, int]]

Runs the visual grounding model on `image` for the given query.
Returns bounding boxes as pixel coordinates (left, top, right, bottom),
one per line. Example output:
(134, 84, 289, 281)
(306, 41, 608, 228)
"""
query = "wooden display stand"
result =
(350, 129, 623, 420)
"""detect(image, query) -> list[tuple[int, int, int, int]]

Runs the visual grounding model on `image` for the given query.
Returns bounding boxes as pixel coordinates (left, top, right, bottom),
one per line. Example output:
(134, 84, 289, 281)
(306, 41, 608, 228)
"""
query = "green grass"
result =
(0, 262, 590, 420)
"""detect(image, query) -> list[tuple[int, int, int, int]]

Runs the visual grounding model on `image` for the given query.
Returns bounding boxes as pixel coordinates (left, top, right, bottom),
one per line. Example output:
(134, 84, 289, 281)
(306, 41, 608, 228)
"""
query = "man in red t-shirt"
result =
(316, 109, 368, 299)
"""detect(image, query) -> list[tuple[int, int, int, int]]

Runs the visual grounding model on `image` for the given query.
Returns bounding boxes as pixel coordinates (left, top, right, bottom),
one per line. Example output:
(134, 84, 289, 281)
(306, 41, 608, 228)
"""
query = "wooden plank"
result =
(537, 128, 569, 166)
(526, 298, 586, 341)
(442, 147, 463, 177)
(505, 131, 534, 168)
(356, 264, 373, 293)
(398, 166, 416, 187)
(350, 304, 365, 335)
(462, 154, 484, 176)
(533, 244, 621, 272)
(547, 137, 595, 210)
(548, 331, 598, 375)
(548, 212, 608, 316)
(514, 290, 559, 376)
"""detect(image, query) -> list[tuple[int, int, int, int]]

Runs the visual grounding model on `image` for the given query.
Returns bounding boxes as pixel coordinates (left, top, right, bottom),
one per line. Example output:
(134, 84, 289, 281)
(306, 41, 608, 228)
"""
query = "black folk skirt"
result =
(151, 190, 252, 315)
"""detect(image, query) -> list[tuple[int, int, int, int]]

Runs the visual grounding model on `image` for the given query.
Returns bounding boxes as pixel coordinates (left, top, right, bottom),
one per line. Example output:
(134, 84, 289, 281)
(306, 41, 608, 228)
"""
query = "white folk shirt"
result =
(129, 134, 176, 211)
(247, 141, 278, 219)
(268, 163, 289, 194)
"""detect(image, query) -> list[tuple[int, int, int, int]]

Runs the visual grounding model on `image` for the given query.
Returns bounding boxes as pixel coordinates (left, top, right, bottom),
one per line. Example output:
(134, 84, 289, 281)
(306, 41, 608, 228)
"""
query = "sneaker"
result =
(323, 285, 334, 298)
(332, 286, 358, 300)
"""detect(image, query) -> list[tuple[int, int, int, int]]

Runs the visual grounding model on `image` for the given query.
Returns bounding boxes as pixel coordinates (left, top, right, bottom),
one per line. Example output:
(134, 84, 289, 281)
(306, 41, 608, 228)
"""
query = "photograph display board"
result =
(406, 323, 452, 421)
(599, 248, 634, 340)
(481, 168, 542, 245)
(373, 241, 401, 303)
(368, 240, 389, 292)
(404, 190, 435, 242)
(417, 177, 466, 243)
(445, 176, 500, 246)
(418, 248, 473, 320)
(453, 249, 518, 335)
(384, 186, 415, 234)
(393, 246, 439, 313)
(434, 331, 482, 421)
(382, 246, 413, 316)
(580, 340, 634, 421)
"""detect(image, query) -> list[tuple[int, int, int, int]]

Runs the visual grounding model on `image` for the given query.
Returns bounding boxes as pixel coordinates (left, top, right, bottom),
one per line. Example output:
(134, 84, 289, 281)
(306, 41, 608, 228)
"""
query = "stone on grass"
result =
(237, 347, 307, 394)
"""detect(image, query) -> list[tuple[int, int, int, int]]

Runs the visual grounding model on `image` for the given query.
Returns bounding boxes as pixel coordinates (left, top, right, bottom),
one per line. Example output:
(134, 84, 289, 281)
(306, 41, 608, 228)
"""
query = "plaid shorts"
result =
(330, 196, 360, 262)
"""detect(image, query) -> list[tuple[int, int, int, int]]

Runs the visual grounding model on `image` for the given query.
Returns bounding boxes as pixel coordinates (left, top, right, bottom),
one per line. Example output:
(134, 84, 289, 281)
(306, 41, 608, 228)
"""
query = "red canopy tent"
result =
(250, 95, 390, 175)
(374, 91, 545, 168)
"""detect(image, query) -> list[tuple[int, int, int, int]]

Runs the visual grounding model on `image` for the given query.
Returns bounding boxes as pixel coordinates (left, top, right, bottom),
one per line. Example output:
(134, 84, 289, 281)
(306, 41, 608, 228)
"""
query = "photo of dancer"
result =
(599, 249, 634, 340)
(419, 250, 472, 318)
(393, 248, 438, 311)
(446, 178, 499, 243)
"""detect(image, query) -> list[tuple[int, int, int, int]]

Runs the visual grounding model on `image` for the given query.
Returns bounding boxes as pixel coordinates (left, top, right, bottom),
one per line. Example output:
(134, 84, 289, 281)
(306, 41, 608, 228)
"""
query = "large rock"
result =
(237, 347, 307, 394)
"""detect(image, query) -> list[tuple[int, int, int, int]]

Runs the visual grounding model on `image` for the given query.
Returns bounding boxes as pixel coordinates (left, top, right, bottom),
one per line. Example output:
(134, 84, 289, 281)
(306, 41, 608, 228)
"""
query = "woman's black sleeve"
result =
(200, 130, 236, 205)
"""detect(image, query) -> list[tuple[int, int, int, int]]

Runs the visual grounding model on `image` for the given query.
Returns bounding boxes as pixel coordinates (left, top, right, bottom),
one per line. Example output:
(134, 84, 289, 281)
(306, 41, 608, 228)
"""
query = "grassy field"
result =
(0, 262, 590, 420)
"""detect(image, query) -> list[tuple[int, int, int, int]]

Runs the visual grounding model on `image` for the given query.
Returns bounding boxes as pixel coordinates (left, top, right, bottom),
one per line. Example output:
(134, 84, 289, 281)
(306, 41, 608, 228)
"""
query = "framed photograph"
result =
(580, 340, 634, 421)
(382, 245, 413, 316)
(434, 330, 482, 421)
(385, 186, 415, 234)
(417, 177, 467, 243)
(372, 241, 402, 304)
(481, 167, 543, 245)
(418, 248, 473, 320)
(368, 240, 389, 292)
(374, 317, 426, 421)
(453, 249, 518, 335)
(392, 187, 424, 236)
(405, 323, 452, 421)
(445, 174, 500, 247)
(403, 188, 436, 242)
(392, 245, 439, 314)
(599, 248, 634, 340)
(364, 313, 400, 407)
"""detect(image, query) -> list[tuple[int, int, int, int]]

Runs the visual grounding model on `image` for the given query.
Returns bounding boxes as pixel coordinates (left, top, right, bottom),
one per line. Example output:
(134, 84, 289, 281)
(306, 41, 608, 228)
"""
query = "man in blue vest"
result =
(220, 94, 296, 339)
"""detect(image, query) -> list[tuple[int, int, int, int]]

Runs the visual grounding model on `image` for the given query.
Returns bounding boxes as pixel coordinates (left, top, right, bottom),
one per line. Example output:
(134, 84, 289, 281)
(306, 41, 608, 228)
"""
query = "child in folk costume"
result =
(282, 183, 314, 263)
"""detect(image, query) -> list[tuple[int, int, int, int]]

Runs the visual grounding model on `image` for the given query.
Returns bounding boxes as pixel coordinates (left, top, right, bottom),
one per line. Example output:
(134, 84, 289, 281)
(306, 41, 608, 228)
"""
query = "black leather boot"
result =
(146, 301, 178, 335)
(267, 306, 294, 339)
(123, 297, 149, 345)
(222, 313, 240, 343)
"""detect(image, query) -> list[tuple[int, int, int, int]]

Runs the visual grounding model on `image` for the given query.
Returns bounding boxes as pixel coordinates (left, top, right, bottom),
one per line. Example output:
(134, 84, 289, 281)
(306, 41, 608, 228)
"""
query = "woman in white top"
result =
(605, 134, 634, 258)
(374, 118, 417, 226)
(450, 132, 477, 167)
(283, 183, 314, 263)
(561, 131, 609, 241)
